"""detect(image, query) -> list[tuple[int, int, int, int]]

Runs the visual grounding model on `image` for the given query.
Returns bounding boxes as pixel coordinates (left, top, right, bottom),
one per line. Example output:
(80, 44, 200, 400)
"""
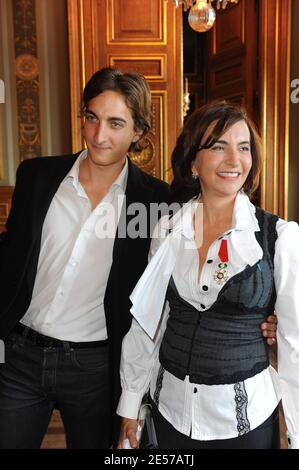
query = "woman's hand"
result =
(261, 314, 277, 346)
(117, 417, 140, 449)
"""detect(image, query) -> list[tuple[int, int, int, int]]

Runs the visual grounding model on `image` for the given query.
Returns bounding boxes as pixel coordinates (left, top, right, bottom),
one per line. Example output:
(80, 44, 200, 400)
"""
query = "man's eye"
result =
(86, 114, 97, 122)
(111, 121, 123, 128)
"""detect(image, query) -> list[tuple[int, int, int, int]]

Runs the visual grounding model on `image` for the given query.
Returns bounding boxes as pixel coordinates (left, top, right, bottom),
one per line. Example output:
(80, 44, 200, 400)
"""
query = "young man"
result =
(0, 68, 170, 449)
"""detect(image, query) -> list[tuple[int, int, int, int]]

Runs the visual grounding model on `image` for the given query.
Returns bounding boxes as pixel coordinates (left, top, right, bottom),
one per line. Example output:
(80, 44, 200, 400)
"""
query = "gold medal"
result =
(213, 241, 229, 285)
(213, 265, 229, 284)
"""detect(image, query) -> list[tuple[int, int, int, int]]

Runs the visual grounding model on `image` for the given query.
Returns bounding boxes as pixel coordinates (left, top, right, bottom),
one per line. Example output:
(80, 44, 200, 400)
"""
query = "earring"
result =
(192, 173, 199, 180)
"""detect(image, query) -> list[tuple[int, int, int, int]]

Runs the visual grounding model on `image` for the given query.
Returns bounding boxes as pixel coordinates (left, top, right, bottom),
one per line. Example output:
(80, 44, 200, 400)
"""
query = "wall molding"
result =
(12, 0, 42, 160)
(259, 0, 292, 218)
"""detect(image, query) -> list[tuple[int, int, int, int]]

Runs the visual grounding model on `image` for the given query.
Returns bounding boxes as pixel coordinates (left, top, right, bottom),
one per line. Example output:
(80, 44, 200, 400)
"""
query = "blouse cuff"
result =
(117, 389, 144, 420)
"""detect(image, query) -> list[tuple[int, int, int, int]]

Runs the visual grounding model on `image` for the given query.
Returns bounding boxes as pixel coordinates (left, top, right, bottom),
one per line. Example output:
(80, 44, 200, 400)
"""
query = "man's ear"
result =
(132, 128, 144, 143)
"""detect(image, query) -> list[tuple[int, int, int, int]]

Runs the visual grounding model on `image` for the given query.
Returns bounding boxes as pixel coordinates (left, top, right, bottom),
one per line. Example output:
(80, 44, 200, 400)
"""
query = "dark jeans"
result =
(151, 400, 280, 449)
(0, 331, 111, 449)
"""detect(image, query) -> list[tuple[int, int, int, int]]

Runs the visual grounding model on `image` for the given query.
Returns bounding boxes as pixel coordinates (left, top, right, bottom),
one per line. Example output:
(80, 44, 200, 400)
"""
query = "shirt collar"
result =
(111, 157, 128, 193)
(64, 149, 128, 195)
(64, 149, 87, 194)
(231, 191, 260, 232)
(160, 191, 260, 242)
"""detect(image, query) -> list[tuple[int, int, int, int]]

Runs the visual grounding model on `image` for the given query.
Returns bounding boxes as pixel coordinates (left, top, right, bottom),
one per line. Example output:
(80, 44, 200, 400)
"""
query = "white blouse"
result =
(117, 192, 299, 448)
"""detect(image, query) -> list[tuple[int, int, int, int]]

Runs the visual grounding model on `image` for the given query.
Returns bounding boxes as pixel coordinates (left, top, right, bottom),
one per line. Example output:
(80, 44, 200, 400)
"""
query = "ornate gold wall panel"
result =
(0, 186, 13, 233)
(107, 0, 167, 44)
(129, 92, 167, 178)
(12, 0, 41, 160)
(108, 56, 167, 81)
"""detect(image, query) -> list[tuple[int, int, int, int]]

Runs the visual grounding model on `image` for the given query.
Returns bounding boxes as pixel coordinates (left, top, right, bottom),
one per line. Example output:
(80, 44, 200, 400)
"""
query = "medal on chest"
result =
(213, 239, 229, 284)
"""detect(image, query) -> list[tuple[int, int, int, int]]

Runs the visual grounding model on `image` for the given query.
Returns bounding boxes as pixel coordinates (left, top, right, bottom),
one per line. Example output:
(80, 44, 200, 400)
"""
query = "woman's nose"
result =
(225, 147, 239, 165)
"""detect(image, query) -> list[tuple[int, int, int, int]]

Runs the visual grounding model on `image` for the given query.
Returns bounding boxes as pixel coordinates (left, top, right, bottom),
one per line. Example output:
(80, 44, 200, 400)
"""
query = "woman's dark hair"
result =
(170, 100, 262, 203)
(82, 67, 151, 152)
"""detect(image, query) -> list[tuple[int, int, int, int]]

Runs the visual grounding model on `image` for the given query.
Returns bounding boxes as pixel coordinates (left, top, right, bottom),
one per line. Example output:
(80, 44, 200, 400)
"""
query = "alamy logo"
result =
(0, 79, 4, 104)
(0, 340, 4, 363)
(91, 199, 204, 249)
(291, 79, 299, 104)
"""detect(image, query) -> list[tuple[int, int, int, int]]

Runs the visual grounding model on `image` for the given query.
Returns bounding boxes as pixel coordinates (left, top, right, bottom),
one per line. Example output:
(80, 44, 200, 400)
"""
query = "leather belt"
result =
(13, 323, 108, 349)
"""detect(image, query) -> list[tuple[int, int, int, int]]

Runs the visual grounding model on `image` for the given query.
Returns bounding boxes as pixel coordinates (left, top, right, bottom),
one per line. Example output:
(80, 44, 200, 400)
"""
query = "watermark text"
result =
(0, 340, 4, 363)
(0, 79, 4, 103)
(291, 79, 299, 104)
(93, 199, 203, 250)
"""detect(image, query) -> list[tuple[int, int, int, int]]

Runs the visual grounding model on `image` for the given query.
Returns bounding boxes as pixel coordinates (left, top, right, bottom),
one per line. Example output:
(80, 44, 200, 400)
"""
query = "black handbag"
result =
(139, 399, 159, 449)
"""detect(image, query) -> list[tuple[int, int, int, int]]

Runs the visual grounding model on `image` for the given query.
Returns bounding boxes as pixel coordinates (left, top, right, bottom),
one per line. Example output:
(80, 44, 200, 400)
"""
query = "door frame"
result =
(259, 0, 292, 218)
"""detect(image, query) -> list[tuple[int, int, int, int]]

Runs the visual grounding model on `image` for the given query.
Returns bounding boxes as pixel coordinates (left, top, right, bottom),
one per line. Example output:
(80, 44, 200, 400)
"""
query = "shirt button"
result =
(202, 285, 208, 291)
(193, 387, 198, 393)
(207, 260, 213, 264)
(201, 304, 206, 309)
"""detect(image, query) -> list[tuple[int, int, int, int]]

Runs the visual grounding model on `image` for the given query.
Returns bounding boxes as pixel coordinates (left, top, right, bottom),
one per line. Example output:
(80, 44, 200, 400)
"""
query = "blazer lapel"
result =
(31, 155, 78, 240)
(112, 159, 155, 262)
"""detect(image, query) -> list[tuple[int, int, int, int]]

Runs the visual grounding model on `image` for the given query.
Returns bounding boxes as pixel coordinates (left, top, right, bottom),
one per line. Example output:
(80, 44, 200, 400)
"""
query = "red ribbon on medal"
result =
(218, 239, 228, 263)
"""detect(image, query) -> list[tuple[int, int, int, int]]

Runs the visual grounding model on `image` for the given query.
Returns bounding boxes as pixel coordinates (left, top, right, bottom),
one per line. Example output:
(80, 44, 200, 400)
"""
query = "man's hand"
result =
(261, 314, 277, 346)
(117, 417, 140, 449)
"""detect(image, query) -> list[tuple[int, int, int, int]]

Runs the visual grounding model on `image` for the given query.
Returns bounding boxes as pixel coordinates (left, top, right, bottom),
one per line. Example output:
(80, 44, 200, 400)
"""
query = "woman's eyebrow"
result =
(213, 139, 250, 145)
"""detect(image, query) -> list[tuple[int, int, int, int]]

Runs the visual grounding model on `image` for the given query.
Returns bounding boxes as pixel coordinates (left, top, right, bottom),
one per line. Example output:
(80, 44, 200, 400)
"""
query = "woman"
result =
(117, 101, 298, 449)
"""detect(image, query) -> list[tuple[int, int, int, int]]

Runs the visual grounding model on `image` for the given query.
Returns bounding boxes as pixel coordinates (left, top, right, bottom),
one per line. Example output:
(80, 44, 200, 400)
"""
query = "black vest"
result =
(159, 207, 278, 385)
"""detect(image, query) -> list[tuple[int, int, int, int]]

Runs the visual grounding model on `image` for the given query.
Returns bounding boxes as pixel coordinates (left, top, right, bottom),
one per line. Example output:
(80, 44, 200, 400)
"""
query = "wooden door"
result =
(205, 0, 259, 204)
(205, 0, 258, 120)
(67, 0, 182, 182)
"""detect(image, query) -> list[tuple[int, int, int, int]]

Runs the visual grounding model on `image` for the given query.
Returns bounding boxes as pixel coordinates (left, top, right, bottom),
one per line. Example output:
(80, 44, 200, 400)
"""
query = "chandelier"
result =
(173, 0, 239, 32)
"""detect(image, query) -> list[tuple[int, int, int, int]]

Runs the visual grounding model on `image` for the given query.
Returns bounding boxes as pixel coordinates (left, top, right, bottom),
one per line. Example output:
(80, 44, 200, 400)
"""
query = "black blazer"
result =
(0, 153, 170, 443)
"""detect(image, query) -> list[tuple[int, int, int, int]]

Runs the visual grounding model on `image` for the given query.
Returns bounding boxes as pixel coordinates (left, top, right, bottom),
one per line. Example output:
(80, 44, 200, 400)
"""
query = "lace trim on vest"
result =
(234, 381, 250, 436)
(153, 364, 165, 407)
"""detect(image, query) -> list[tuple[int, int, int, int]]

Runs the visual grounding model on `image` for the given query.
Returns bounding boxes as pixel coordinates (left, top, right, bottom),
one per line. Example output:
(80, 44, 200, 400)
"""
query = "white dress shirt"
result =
(117, 192, 299, 448)
(21, 150, 128, 341)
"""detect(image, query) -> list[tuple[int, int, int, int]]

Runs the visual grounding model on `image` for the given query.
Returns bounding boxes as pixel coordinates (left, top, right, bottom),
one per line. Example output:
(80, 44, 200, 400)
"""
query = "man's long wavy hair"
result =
(170, 101, 262, 203)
